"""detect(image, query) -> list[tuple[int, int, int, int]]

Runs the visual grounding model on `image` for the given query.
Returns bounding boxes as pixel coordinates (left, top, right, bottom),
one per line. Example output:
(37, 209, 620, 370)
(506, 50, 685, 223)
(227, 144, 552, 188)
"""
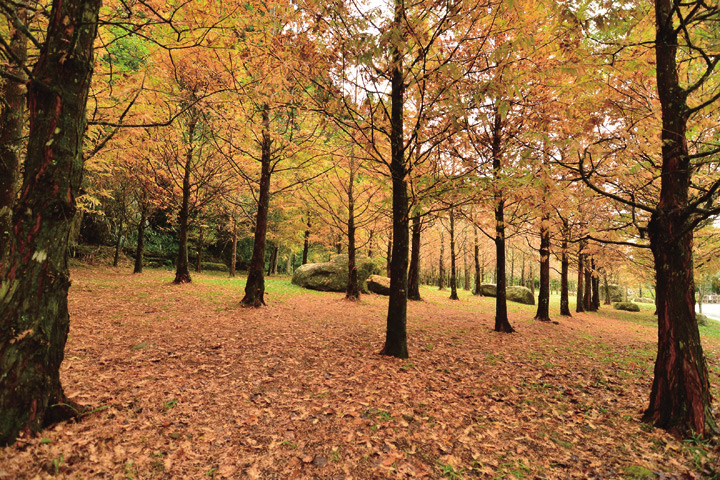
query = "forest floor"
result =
(2, 266, 720, 480)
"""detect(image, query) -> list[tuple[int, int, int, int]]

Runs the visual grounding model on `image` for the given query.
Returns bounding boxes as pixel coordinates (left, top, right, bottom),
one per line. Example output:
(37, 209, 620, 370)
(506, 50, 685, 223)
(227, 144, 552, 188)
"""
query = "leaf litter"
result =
(1, 267, 718, 479)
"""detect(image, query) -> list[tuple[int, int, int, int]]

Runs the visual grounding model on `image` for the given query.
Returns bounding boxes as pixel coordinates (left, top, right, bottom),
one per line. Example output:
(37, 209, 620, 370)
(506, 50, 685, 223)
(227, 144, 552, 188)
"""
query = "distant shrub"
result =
(696, 313, 709, 326)
(613, 302, 640, 312)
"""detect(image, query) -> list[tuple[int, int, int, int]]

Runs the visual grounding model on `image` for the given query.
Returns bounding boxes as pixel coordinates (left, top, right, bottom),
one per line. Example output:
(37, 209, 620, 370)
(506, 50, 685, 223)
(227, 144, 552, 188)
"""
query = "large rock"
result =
(479, 283, 497, 297)
(292, 254, 379, 292)
(507, 285, 535, 305)
(367, 275, 391, 295)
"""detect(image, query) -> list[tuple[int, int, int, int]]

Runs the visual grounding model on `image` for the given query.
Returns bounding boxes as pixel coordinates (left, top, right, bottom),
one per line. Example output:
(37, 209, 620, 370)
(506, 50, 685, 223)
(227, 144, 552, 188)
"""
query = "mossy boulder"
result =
(507, 285, 535, 305)
(292, 254, 379, 293)
(697, 313, 709, 326)
(367, 275, 391, 295)
(613, 301, 640, 312)
(479, 283, 497, 297)
(633, 297, 654, 304)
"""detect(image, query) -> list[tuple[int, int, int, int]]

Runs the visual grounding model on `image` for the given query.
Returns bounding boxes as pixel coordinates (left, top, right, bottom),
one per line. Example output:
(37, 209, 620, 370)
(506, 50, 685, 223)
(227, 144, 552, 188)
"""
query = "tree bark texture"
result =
(0, 6, 27, 264)
(0, 0, 101, 445)
(492, 111, 513, 333)
(133, 205, 147, 274)
(438, 231, 445, 290)
(242, 105, 272, 307)
(407, 211, 421, 301)
(560, 222, 571, 316)
(449, 207, 458, 300)
(576, 244, 585, 313)
(346, 155, 359, 300)
(642, 0, 717, 435)
(174, 117, 196, 284)
(535, 214, 551, 322)
(380, 1, 409, 358)
(474, 228, 482, 295)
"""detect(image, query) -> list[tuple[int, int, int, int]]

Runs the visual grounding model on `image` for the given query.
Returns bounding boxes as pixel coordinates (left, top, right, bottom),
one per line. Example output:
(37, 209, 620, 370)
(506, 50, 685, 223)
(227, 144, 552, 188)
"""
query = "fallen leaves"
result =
(0, 267, 718, 479)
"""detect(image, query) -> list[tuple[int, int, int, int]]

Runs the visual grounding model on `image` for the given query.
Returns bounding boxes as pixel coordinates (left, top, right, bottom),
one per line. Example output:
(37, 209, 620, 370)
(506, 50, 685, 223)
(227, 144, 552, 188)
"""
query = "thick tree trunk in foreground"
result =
(242, 106, 272, 307)
(407, 211, 422, 301)
(535, 214, 551, 322)
(474, 228, 482, 295)
(560, 223, 571, 316)
(174, 119, 196, 284)
(642, 0, 717, 436)
(133, 205, 147, 274)
(0, 6, 27, 263)
(380, 3, 409, 358)
(0, 0, 101, 446)
(449, 207, 458, 300)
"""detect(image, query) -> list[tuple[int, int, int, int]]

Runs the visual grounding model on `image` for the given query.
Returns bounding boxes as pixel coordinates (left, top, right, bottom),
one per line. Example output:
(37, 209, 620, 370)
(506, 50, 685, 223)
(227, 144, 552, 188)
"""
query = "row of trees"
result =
(1, 0, 719, 444)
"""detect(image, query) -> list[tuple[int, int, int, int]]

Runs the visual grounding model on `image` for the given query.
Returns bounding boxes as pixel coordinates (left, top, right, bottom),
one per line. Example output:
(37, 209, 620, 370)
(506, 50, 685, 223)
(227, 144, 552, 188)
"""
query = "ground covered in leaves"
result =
(2, 266, 720, 479)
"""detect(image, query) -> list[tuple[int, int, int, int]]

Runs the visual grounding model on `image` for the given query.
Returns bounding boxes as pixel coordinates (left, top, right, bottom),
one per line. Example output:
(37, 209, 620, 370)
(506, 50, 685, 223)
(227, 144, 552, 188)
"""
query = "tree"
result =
(0, 0, 101, 445)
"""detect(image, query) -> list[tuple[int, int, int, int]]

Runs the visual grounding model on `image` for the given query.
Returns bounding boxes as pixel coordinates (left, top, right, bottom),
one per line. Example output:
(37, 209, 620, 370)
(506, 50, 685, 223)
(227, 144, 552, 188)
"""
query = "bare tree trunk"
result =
(576, 242, 585, 313)
(229, 228, 237, 277)
(380, 0, 409, 358)
(407, 210, 422, 301)
(0, 5, 27, 264)
(302, 214, 310, 265)
(174, 117, 196, 284)
(474, 227, 482, 295)
(559, 220, 571, 316)
(113, 221, 124, 267)
(535, 213, 551, 322)
(133, 204, 147, 274)
(195, 227, 204, 273)
(0, 0, 101, 445)
(438, 230, 445, 290)
(242, 105, 272, 307)
(346, 153, 359, 300)
(642, 0, 717, 435)
(449, 206, 458, 300)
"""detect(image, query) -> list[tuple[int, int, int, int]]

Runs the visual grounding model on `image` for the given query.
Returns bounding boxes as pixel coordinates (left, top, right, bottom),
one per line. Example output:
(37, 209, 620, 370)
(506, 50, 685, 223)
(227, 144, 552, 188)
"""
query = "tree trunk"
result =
(0, 0, 101, 446)
(113, 221, 124, 267)
(0, 6, 27, 264)
(576, 243, 585, 313)
(535, 213, 551, 322)
(591, 265, 600, 310)
(438, 230, 445, 290)
(268, 243, 278, 275)
(195, 227, 204, 273)
(560, 221, 571, 316)
(449, 206, 458, 300)
(346, 154, 359, 300)
(380, 2, 409, 358)
(603, 275, 611, 305)
(584, 263, 593, 311)
(474, 227, 482, 295)
(229, 229, 237, 277)
(492, 110, 513, 333)
(174, 117, 196, 284)
(463, 240, 470, 291)
(242, 105, 272, 307)
(642, 0, 717, 436)
(286, 251, 293, 275)
(302, 214, 310, 265)
(407, 210, 422, 301)
(133, 205, 147, 274)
